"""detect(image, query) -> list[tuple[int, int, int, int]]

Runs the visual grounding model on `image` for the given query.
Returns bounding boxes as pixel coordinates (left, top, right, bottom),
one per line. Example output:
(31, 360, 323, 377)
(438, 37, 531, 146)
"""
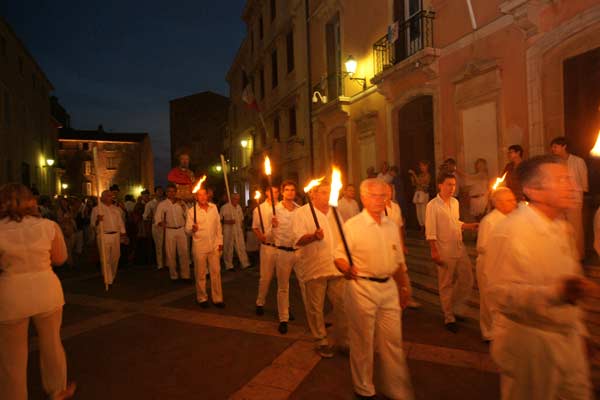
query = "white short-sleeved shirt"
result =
(154, 199, 186, 228)
(252, 201, 274, 243)
(143, 198, 159, 222)
(292, 204, 341, 282)
(91, 203, 126, 234)
(567, 154, 588, 194)
(337, 197, 360, 222)
(220, 203, 244, 229)
(0, 217, 66, 321)
(334, 210, 406, 278)
(425, 195, 464, 259)
(476, 209, 506, 265)
(185, 203, 222, 253)
(273, 201, 300, 247)
(385, 201, 403, 228)
(484, 204, 586, 336)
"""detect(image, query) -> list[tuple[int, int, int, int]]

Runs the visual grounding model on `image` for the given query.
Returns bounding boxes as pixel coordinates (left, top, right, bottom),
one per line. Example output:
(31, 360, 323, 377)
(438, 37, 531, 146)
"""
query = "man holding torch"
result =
(293, 179, 348, 359)
(185, 187, 224, 308)
(334, 178, 413, 399)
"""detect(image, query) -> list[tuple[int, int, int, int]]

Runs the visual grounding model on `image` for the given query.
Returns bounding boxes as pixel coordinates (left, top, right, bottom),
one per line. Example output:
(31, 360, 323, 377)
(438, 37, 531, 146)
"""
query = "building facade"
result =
(169, 91, 229, 178)
(58, 127, 154, 197)
(0, 17, 59, 194)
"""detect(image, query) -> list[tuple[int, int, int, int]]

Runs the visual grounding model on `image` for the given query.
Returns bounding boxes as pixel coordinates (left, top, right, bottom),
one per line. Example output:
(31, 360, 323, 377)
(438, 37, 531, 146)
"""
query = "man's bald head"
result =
(492, 187, 517, 215)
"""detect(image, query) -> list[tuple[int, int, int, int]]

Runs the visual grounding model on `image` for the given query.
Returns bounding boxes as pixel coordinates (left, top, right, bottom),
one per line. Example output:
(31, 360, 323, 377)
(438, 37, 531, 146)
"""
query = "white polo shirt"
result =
(425, 195, 464, 259)
(273, 201, 300, 247)
(185, 203, 222, 253)
(154, 199, 186, 228)
(338, 197, 360, 222)
(91, 203, 126, 234)
(335, 210, 406, 278)
(476, 208, 507, 266)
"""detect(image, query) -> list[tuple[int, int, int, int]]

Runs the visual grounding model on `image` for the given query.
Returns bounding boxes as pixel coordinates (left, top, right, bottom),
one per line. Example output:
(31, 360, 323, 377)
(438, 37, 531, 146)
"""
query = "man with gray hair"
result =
(485, 155, 594, 399)
(334, 178, 413, 399)
(475, 187, 517, 341)
(91, 190, 126, 284)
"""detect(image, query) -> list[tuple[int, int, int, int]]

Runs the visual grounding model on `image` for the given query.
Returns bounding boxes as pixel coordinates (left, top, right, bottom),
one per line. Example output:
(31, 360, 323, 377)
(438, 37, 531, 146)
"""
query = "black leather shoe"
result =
(278, 322, 288, 334)
(355, 393, 377, 399)
(196, 300, 209, 309)
(445, 322, 458, 333)
(213, 302, 225, 308)
(255, 306, 264, 316)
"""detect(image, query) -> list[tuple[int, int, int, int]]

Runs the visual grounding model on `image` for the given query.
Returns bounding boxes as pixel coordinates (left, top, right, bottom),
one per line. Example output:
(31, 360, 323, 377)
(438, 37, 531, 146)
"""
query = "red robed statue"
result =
(167, 153, 195, 202)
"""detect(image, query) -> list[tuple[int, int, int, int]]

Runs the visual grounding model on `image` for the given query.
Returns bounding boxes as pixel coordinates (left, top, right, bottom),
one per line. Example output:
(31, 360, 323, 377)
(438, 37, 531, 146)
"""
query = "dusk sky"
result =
(1, 0, 247, 184)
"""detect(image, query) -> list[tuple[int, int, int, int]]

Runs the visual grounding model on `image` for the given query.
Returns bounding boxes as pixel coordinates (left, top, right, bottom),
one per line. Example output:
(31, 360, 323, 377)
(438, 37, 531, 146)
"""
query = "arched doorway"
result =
(398, 95, 435, 229)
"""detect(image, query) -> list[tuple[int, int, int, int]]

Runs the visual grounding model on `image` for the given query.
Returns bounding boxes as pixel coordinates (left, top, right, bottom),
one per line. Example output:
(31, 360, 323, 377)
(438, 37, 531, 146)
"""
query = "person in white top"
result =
(551, 136, 588, 260)
(475, 187, 516, 341)
(484, 155, 594, 399)
(594, 206, 600, 259)
(272, 180, 301, 334)
(0, 184, 71, 400)
(253, 186, 279, 316)
(154, 184, 190, 281)
(376, 161, 394, 184)
(337, 184, 360, 222)
(143, 186, 165, 269)
(186, 188, 224, 307)
(334, 178, 414, 399)
(293, 180, 347, 359)
(425, 172, 478, 332)
(220, 193, 250, 270)
(90, 190, 126, 285)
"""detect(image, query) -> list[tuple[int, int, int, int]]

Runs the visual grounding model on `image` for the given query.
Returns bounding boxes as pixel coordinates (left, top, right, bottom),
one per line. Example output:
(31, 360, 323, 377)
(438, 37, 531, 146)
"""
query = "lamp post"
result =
(344, 55, 367, 91)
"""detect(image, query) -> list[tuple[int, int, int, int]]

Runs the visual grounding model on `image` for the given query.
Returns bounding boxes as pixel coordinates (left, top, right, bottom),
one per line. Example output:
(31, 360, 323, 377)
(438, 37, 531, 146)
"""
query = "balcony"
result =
(372, 11, 435, 76)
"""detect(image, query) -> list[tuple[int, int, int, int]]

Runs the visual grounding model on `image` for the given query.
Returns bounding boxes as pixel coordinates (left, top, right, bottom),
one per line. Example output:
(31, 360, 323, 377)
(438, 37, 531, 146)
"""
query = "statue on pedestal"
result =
(167, 152, 195, 203)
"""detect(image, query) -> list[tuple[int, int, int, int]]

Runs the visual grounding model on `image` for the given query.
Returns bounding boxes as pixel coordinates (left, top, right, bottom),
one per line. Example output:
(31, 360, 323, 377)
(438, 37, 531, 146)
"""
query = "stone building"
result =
(169, 91, 229, 177)
(0, 16, 59, 194)
(58, 126, 154, 197)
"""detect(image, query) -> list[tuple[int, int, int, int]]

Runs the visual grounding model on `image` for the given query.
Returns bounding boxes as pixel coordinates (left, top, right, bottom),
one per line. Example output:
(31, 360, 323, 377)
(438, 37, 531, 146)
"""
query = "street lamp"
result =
(240, 139, 248, 148)
(61, 183, 69, 190)
(45, 159, 55, 167)
(344, 55, 367, 90)
(216, 165, 222, 172)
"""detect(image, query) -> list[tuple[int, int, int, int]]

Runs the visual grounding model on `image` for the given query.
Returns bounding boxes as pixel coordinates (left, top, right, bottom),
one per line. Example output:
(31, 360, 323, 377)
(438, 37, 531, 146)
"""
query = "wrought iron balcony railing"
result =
(373, 10, 435, 76)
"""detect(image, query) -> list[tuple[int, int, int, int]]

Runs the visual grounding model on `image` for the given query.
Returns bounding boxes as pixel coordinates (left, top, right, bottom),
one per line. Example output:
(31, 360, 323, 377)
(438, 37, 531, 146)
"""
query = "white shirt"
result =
(91, 203, 126, 234)
(385, 201, 403, 228)
(293, 204, 341, 282)
(484, 204, 586, 336)
(0, 217, 67, 321)
(566, 154, 588, 194)
(273, 201, 300, 247)
(143, 198, 159, 222)
(220, 203, 244, 229)
(377, 172, 394, 184)
(252, 201, 274, 243)
(335, 210, 406, 278)
(337, 197, 360, 222)
(185, 203, 222, 253)
(476, 209, 507, 269)
(425, 195, 464, 259)
(154, 199, 187, 228)
(125, 200, 136, 214)
(594, 206, 600, 258)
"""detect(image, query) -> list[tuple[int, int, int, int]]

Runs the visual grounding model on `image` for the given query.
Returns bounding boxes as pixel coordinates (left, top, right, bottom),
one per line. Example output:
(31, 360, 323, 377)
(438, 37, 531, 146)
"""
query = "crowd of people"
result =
(1, 136, 600, 399)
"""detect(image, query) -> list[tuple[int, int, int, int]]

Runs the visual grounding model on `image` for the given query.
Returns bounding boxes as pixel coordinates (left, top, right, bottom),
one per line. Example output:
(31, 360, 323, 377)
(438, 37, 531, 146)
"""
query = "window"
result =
(259, 16, 264, 40)
(82, 142, 90, 151)
(84, 161, 92, 175)
(271, 49, 278, 88)
(273, 114, 280, 142)
(242, 71, 248, 90)
(106, 157, 118, 170)
(289, 107, 297, 137)
(286, 31, 295, 73)
(84, 182, 92, 196)
(326, 14, 342, 99)
(270, 0, 276, 21)
(259, 68, 265, 99)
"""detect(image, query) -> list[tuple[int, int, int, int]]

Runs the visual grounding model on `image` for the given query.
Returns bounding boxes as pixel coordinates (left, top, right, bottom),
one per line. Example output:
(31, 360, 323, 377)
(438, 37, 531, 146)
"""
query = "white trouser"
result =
(565, 205, 584, 261)
(304, 276, 347, 347)
(0, 307, 67, 400)
(275, 249, 296, 322)
(415, 203, 426, 227)
(256, 244, 278, 306)
(345, 279, 414, 399)
(165, 228, 190, 280)
(193, 248, 222, 303)
(223, 225, 250, 269)
(437, 249, 474, 323)
(152, 225, 165, 268)
(476, 258, 492, 340)
(98, 232, 120, 284)
(491, 320, 592, 400)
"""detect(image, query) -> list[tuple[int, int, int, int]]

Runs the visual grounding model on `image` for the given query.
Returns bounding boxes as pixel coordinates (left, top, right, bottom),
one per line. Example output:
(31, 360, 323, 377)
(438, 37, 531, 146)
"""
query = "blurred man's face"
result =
(508, 149, 521, 163)
(232, 194, 240, 206)
(156, 188, 164, 198)
(344, 186, 355, 199)
(166, 187, 177, 200)
(179, 154, 190, 169)
(312, 185, 331, 209)
(550, 144, 567, 158)
(360, 183, 386, 215)
(438, 178, 456, 198)
(494, 190, 517, 215)
(282, 184, 296, 201)
(196, 189, 208, 205)
(267, 187, 279, 202)
(101, 192, 114, 205)
(525, 163, 575, 211)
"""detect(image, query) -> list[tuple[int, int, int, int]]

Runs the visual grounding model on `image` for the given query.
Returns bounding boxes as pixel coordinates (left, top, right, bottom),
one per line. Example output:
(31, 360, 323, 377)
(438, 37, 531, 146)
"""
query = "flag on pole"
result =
(241, 69, 260, 111)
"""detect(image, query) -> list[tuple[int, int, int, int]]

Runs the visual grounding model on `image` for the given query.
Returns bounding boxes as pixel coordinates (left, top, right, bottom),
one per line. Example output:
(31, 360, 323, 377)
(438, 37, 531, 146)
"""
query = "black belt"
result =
(263, 243, 277, 248)
(167, 226, 183, 229)
(103, 231, 118, 234)
(357, 276, 390, 283)
(277, 246, 296, 252)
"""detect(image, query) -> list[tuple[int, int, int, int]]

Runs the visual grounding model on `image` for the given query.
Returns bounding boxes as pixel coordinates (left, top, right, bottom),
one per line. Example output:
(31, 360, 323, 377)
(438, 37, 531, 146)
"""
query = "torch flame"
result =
(492, 172, 507, 191)
(192, 175, 207, 194)
(303, 177, 325, 193)
(264, 156, 272, 176)
(591, 130, 600, 158)
(254, 190, 262, 200)
(328, 167, 343, 207)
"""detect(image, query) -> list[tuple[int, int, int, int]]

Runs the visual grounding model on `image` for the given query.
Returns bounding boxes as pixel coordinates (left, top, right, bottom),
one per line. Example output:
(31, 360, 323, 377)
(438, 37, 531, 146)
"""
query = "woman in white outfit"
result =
(408, 160, 431, 231)
(0, 184, 71, 400)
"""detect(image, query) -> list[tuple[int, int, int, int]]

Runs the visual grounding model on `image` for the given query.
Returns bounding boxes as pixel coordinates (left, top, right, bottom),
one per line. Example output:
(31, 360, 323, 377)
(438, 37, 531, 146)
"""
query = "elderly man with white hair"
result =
(91, 190, 126, 284)
(475, 187, 517, 341)
(334, 178, 414, 400)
